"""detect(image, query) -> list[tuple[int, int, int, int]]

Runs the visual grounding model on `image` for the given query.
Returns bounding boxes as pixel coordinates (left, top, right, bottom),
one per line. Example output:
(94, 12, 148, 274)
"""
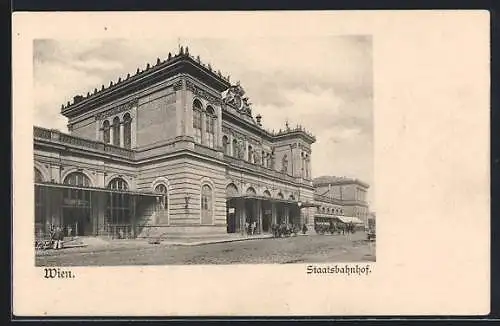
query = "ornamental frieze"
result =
(95, 98, 138, 120)
(186, 80, 222, 105)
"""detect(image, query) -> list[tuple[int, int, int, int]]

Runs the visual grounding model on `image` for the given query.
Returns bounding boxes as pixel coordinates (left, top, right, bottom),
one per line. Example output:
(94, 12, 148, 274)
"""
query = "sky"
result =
(33, 37, 374, 205)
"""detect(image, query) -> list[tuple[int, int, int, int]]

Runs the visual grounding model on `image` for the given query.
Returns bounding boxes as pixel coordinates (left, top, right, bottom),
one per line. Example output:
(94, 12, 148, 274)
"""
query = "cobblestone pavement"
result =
(36, 232, 376, 266)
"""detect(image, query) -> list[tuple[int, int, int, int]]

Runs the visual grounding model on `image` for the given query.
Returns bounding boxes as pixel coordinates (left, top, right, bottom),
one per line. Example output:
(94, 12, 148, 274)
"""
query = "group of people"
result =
(35, 225, 65, 250)
(271, 222, 307, 238)
(314, 221, 356, 235)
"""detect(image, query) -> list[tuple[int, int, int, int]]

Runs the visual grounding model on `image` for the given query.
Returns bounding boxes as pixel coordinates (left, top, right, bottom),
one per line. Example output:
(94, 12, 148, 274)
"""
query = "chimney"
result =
(256, 114, 262, 126)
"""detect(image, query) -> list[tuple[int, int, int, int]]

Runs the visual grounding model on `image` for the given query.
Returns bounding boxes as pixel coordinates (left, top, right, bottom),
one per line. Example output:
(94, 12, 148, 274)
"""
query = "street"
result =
(36, 232, 376, 266)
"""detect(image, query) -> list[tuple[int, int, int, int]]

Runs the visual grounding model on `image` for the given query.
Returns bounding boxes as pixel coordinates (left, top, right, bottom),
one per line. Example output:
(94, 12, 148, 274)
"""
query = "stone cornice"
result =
(186, 79, 222, 106)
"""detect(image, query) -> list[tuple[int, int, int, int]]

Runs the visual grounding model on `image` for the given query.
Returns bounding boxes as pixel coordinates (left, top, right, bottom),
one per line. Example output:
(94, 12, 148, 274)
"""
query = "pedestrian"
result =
(251, 221, 256, 235)
(245, 221, 249, 235)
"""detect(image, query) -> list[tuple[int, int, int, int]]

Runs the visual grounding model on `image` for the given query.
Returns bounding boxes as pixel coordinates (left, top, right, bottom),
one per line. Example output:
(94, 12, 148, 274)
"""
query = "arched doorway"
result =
(244, 187, 257, 229)
(262, 190, 272, 233)
(62, 172, 92, 236)
(34, 168, 45, 236)
(106, 177, 131, 238)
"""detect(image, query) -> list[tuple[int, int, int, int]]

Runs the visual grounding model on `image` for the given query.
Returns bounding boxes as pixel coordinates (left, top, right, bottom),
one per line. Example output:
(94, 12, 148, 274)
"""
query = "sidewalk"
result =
(36, 233, 275, 256)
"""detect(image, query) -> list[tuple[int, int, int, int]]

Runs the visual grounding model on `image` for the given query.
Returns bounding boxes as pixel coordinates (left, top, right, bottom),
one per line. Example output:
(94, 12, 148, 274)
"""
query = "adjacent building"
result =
(313, 176, 370, 226)
(33, 46, 370, 239)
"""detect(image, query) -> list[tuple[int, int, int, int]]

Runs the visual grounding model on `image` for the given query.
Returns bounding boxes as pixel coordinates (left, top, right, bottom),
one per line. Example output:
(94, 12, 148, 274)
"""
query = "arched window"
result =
(201, 184, 213, 225)
(108, 177, 128, 190)
(289, 194, 295, 201)
(103, 120, 110, 144)
(123, 113, 132, 149)
(226, 183, 238, 197)
(106, 177, 131, 236)
(263, 190, 271, 198)
(248, 145, 253, 162)
(222, 135, 229, 155)
(232, 139, 238, 157)
(322, 207, 325, 213)
(34, 167, 44, 183)
(205, 106, 216, 148)
(246, 187, 257, 196)
(277, 192, 284, 199)
(155, 183, 168, 210)
(64, 172, 91, 187)
(193, 99, 203, 144)
(62, 172, 91, 219)
(112, 116, 120, 146)
(261, 151, 266, 166)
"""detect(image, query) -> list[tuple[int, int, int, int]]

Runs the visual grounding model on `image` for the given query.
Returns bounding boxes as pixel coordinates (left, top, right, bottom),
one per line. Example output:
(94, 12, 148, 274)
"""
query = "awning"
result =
(299, 201, 319, 208)
(228, 195, 299, 205)
(336, 216, 364, 224)
(314, 214, 364, 224)
(314, 214, 336, 219)
(34, 182, 162, 197)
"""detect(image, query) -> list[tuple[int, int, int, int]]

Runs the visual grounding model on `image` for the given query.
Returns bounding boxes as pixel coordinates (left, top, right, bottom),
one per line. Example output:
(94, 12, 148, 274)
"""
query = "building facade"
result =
(33, 47, 318, 239)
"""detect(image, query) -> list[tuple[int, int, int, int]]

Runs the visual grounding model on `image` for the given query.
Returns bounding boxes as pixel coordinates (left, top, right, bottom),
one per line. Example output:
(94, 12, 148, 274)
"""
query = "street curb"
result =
(36, 235, 276, 257)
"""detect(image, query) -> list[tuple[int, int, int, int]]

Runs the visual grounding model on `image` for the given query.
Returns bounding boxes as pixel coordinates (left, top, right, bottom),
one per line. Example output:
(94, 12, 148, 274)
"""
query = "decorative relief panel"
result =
(172, 80, 183, 91)
(186, 80, 221, 105)
(95, 98, 138, 120)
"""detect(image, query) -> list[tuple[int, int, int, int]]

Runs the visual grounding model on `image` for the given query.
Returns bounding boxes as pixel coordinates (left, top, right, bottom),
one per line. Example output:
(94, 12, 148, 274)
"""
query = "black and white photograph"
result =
(32, 36, 375, 266)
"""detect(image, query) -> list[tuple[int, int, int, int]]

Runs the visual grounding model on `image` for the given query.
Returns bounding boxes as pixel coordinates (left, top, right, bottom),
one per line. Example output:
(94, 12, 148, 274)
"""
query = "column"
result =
(284, 206, 290, 224)
(254, 200, 263, 234)
(271, 202, 277, 225)
(217, 106, 223, 148)
(109, 127, 114, 145)
(95, 120, 101, 141)
(244, 139, 249, 161)
(131, 106, 138, 148)
(229, 134, 234, 157)
(236, 199, 245, 235)
(131, 196, 136, 238)
(119, 122, 124, 147)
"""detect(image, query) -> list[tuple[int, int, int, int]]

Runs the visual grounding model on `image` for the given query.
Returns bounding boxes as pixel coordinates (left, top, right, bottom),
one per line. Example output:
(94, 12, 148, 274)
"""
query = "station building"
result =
(33, 46, 318, 239)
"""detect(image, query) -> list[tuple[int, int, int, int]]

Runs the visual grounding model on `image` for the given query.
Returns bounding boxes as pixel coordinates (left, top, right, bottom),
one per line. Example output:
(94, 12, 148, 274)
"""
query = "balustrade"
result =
(33, 127, 52, 139)
(33, 126, 134, 159)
